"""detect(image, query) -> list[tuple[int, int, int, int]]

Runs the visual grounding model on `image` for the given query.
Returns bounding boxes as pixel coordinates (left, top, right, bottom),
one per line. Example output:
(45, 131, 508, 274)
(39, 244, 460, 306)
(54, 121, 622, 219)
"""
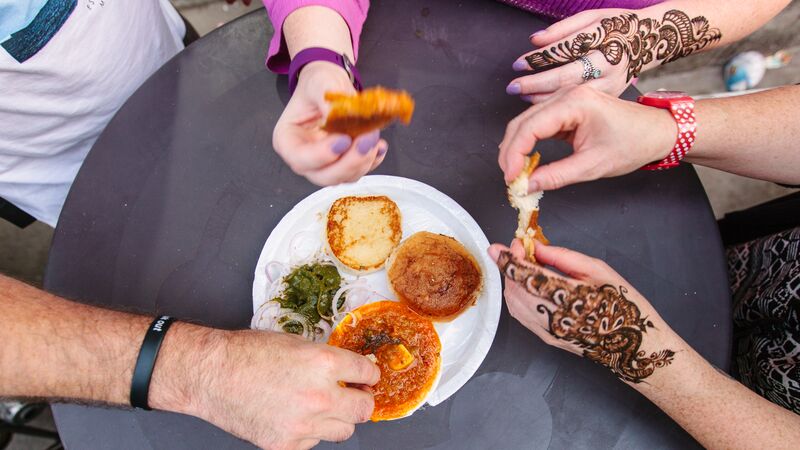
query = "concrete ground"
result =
(1, 1, 797, 449)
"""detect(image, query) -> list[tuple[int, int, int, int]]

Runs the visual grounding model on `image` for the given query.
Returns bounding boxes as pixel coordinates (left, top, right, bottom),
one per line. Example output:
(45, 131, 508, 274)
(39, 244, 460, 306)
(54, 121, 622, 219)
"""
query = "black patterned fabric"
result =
(727, 226, 800, 415)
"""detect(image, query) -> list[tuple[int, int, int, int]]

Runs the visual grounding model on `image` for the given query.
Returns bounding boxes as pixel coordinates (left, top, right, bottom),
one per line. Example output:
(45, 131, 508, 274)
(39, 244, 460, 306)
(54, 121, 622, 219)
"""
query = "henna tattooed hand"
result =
(507, 9, 721, 103)
(487, 240, 676, 383)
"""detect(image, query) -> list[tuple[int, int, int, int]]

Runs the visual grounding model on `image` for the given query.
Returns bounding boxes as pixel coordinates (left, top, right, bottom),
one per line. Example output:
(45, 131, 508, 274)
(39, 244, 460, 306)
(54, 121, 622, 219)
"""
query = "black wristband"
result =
(130, 316, 175, 410)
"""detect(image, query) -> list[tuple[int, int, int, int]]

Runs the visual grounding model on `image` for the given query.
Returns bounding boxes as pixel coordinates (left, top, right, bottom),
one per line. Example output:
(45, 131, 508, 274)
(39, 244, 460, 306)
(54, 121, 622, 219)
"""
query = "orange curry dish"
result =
(328, 301, 441, 421)
(322, 87, 415, 138)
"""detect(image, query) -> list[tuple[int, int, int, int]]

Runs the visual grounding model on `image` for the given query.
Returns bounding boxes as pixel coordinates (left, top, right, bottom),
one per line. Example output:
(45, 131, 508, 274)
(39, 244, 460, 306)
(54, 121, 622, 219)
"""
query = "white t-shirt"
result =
(0, 0, 185, 226)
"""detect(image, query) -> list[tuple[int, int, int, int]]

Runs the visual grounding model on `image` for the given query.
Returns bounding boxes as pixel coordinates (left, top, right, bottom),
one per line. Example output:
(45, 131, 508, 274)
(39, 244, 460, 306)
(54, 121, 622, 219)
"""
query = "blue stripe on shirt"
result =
(1, 0, 77, 63)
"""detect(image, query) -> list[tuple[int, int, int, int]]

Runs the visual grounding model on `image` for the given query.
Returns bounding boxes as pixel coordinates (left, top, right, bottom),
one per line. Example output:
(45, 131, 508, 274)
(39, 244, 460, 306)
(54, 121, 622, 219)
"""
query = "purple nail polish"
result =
(529, 30, 545, 40)
(331, 136, 352, 154)
(377, 145, 387, 157)
(357, 131, 380, 155)
(521, 95, 533, 103)
(506, 82, 521, 95)
(512, 60, 529, 71)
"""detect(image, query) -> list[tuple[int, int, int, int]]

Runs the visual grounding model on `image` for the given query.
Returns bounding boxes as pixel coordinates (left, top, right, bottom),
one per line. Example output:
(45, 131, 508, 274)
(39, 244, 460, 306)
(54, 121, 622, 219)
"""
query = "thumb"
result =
(528, 150, 602, 191)
(488, 240, 527, 269)
(487, 243, 510, 265)
(530, 10, 602, 47)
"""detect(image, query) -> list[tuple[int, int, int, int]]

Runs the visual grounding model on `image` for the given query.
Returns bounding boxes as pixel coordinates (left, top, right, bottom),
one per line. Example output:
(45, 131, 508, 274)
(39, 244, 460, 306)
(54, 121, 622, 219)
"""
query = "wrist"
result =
(297, 61, 357, 98)
(300, 61, 352, 85)
(147, 322, 228, 416)
(627, 334, 713, 399)
(644, 106, 679, 165)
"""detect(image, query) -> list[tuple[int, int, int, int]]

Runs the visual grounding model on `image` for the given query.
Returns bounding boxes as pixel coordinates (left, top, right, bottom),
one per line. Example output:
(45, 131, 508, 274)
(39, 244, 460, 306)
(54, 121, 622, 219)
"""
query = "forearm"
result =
(0, 274, 217, 415)
(633, 335, 800, 449)
(682, 85, 800, 184)
(284, 6, 355, 61)
(638, 0, 790, 73)
(263, 1, 368, 73)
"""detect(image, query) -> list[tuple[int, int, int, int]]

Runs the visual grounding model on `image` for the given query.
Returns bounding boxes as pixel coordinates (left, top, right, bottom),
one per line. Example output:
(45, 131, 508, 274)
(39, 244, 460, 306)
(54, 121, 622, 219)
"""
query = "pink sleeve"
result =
(262, 0, 370, 74)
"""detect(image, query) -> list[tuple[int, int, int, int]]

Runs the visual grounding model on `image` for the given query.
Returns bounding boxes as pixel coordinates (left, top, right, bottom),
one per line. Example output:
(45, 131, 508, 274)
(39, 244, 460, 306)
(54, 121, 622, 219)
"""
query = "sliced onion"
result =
(264, 281, 284, 302)
(332, 311, 358, 329)
(314, 320, 332, 342)
(345, 288, 371, 310)
(265, 261, 288, 283)
(275, 312, 313, 340)
(289, 231, 321, 265)
(331, 285, 353, 316)
(251, 301, 285, 330)
(331, 279, 373, 316)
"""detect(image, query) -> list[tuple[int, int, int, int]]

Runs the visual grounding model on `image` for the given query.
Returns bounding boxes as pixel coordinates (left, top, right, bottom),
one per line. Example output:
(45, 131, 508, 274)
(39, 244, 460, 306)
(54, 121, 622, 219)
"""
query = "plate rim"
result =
(251, 175, 502, 409)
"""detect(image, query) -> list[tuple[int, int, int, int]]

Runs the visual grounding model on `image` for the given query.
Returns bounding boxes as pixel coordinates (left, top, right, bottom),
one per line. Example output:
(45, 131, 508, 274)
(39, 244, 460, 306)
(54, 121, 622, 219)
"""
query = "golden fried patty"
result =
(326, 195, 402, 274)
(387, 231, 482, 320)
(322, 87, 415, 138)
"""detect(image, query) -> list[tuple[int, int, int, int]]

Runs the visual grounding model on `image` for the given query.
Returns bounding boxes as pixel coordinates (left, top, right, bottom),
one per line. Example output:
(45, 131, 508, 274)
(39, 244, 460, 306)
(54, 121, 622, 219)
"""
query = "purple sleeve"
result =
(495, 0, 663, 19)
(262, 0, 370, 74)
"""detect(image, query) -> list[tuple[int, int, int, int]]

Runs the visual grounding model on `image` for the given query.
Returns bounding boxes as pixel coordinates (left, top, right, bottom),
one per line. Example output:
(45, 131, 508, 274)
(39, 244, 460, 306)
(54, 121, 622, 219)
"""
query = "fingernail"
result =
(529, 30, 545, 40)
(521, 95, 533, 103)
(528, 179, 540, 193)
(331, 135, 352, 154)
(357, 131, 380, 155)
(512, 60, 529, 71)
(506, 82, 521, 95)
(377, 143, 388, 157)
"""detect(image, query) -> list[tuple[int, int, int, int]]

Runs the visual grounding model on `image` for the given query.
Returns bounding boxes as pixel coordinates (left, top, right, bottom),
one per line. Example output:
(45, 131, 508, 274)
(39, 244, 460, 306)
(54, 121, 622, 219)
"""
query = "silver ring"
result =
(578, 56, 602, 82)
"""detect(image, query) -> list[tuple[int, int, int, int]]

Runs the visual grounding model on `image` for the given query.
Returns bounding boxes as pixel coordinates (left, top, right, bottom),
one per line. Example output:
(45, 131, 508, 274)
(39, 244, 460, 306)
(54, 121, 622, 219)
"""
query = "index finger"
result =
(329, 346, 381, 386)
(501, 99, 582, 183)
(529, 10, 600, 48)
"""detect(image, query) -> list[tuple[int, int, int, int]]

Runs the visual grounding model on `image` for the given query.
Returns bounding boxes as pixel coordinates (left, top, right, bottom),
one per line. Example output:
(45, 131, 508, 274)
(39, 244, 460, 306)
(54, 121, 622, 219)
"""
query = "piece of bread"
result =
(386, 231, 483, 320)
(507, 153, 548, 261)
(322, 87, 415, 138)
(326, 195, 402, 274)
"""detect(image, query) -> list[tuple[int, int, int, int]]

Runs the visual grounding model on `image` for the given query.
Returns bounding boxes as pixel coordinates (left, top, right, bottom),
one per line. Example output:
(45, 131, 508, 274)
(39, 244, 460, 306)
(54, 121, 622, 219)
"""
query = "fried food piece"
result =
(387, 231, 483, 320)
(507, 153, 548, 262)
(322, 87, 415, 137)
(328, 301, 441, 421)
(326, 195, 402, 274)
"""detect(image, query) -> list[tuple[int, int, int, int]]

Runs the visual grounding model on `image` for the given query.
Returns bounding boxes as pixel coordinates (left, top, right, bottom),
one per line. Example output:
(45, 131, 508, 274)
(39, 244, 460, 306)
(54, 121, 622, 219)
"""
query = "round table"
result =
(44, 2, 731, 449)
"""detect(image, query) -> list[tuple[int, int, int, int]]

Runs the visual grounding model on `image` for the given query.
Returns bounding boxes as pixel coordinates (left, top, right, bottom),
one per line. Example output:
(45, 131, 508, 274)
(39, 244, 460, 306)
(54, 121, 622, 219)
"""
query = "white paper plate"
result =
(252, 175, 502, 411)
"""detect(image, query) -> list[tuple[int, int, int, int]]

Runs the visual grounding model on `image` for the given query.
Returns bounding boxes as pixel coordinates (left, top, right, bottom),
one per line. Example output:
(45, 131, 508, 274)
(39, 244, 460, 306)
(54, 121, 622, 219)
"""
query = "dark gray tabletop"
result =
(44, 1, 731, 449)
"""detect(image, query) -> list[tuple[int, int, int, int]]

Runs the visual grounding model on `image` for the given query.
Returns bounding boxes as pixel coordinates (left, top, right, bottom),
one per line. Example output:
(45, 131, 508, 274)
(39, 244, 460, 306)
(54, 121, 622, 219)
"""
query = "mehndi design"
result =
(497, 251, 674, 383)
(525, 10, 722, 81)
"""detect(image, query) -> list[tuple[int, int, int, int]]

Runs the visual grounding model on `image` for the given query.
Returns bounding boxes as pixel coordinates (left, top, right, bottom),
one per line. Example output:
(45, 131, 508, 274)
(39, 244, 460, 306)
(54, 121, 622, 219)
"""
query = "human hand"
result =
(195, 330, 380, 449)
(487, 240, 678, 384)
(507, 9, 631, 102)
(498, 85, 675, 190)
(273, 62, 388, 186)
(507, 8, 721, 103)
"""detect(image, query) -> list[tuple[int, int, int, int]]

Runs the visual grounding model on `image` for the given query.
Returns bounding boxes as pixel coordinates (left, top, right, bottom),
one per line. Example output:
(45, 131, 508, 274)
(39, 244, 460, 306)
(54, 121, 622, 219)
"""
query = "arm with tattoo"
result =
(488, 242, 800, 449)
(509, 0, 790, 100)
(496, 249, 674, 383)
(525, 9, 723, 81)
